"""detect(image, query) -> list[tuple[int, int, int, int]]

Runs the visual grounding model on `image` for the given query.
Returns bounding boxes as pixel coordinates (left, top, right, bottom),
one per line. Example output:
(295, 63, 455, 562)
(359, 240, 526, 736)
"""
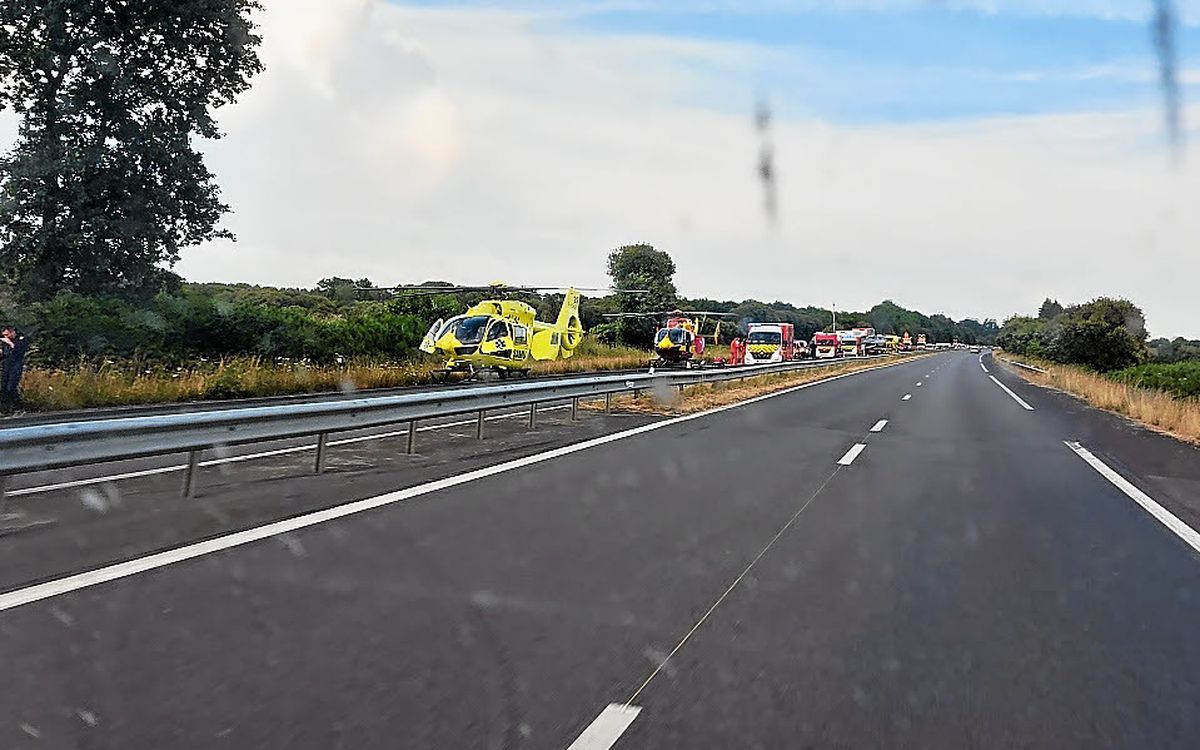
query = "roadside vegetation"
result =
(590, 354, 924, 416)
(0, 245, 983, 412)
(996, 297, 1200, 444)
(1110, 360, 1200, 401)
(18, 339, 653, 411)
(996, 354, 1200, 444)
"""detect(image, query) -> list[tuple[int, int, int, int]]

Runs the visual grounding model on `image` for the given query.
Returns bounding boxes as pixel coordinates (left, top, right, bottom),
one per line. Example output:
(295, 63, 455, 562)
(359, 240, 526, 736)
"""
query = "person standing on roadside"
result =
(1, 325, 30, 414)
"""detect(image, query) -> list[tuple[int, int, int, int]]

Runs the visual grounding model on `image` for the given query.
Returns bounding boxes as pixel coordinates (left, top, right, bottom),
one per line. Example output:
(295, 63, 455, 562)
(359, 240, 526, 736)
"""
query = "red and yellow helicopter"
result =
(604, 310, 737, 368)
(374, 283, 641, 379)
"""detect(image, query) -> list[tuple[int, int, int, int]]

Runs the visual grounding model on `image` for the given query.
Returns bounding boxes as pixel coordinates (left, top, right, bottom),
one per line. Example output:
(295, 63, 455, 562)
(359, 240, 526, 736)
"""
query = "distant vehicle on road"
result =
(836, 329, 865, 357)
(813, 332, 840, 359)
(863, 334, 888, 355)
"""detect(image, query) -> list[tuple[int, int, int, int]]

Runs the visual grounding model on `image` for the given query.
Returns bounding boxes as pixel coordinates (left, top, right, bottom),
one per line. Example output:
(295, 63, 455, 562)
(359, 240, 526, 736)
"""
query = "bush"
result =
(997, 297, 1148, 372)
(1110, 361, 1200, 400)
(0, 290, 432, 367)
(1044, 319, 1145, 372)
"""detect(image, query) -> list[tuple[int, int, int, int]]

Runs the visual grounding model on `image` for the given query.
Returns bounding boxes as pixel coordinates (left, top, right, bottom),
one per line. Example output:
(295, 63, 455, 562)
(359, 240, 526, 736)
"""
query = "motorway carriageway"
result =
(2, 352, 1200, 747)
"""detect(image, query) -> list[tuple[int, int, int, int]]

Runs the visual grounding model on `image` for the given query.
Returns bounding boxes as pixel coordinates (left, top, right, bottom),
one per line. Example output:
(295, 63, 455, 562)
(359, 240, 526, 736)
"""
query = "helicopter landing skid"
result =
(430, 365, 475, 383)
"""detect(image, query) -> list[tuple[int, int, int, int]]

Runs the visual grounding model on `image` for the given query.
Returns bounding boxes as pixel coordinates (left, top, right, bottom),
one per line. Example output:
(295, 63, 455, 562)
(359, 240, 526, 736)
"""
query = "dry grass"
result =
(585, 355, 920, 416)
(996, 354, 1200, 444)
(18, 342, 656, 411)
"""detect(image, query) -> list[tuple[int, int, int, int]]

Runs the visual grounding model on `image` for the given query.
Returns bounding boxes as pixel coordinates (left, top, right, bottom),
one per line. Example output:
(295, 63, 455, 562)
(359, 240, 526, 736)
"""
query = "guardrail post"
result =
(604, 393, 612, 413)
(528, 403, 537, 429)
(475, 410, 485, 439)
(571, 397, 579, 421)
(181, 450, 201, 498)
(406, 420, 417, 454)
(313, 433, 328, 474)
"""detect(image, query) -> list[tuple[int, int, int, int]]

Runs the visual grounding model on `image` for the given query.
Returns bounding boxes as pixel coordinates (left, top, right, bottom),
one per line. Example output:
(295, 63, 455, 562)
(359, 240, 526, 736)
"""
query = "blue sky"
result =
(150, 0, 1198, 337)
(400, 1, 1196, 124)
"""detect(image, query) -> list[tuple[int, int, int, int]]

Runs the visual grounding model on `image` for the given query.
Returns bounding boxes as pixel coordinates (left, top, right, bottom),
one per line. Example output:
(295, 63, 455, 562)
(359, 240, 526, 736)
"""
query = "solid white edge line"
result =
(0, 358, 917, 612)
(902, 394, 912, 401)
(979, 360, 989, 373)
(869, 419, 888, 433)
(566, 704, 642, 750)
(1065, 442, 1200, 555)
(9, 405, 574, 498)
(988, 374, 1034, 410)
(837, 443, 867, 466)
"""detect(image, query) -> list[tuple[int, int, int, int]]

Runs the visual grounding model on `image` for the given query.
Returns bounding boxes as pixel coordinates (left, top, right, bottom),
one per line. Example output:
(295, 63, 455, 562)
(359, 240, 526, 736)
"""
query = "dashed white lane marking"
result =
(902, 394, 912, 401)
(870, 419, 888, 433)
(0, 361, 912, 612)
(10, 405, 575, 498)
(916, 382, 923, 387)
(988, 374, 1034, 410)
(837, 443, 868, 466)
(566, 704, 642, 750)
(979, 358, 989, 373)
(1066, 442, 1200, 555)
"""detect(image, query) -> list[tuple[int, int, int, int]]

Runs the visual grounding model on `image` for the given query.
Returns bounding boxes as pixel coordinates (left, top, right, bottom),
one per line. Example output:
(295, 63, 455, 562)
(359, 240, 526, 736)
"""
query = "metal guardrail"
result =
(0, 355, 892, 504)
(1007, 360, 1049, 374)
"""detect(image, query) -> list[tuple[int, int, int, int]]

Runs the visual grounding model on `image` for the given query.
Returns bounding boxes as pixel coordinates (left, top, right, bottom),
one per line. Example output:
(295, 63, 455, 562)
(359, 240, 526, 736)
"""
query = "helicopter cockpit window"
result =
(486, 321, 510, 341)
(656, 327, 688, 345)
(454, 316, 490, 345)
(438, 315, 465, 339)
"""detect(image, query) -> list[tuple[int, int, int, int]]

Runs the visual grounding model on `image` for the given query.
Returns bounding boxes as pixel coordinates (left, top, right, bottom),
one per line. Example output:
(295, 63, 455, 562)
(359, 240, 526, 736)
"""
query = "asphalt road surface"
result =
(2, 351, 1199, 749)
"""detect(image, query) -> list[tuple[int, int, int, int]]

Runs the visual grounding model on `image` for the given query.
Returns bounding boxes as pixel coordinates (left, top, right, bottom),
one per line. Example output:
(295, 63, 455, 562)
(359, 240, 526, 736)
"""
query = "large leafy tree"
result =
(0, 0, 263, 301)
(607, 243, 677, 346)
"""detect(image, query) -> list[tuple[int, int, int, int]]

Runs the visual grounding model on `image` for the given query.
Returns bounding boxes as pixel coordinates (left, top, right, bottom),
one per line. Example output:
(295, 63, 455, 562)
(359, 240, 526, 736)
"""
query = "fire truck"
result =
(745, 323, 802, 363)
(812, 332, 840, 359)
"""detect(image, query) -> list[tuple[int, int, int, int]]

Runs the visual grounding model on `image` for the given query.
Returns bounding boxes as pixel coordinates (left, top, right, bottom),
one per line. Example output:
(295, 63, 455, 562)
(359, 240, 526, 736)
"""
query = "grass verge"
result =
(995, 353, 1200, 445)
(18, 341, 655, 411)
(584, 355, 922, 416)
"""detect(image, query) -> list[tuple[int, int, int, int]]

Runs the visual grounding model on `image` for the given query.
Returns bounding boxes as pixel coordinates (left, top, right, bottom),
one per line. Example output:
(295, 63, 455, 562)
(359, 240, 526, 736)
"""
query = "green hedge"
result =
(1110, 361, 1200, 400)
(3, 290, 432, 366)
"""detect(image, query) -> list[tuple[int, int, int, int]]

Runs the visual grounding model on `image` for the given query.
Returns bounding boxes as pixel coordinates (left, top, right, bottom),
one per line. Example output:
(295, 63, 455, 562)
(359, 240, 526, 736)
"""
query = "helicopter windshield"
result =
(454, 316, 491, 345)
(656, 327, 688, 345)
(437, 315, 465, 340)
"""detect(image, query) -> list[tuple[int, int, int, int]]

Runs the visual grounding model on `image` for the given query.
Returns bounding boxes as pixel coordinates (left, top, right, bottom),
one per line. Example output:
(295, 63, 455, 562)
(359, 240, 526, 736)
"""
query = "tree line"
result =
(599, 244, 999, 347)
(0, 247, 1001, 367)
(995, 297, 1149, 371)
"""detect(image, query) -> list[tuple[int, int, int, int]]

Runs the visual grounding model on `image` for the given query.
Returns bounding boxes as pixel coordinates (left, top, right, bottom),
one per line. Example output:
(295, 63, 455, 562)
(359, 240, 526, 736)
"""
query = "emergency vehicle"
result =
(836, 329, 865, 357)
(745, 323, 801, 363)
(812, 332, 840, 359)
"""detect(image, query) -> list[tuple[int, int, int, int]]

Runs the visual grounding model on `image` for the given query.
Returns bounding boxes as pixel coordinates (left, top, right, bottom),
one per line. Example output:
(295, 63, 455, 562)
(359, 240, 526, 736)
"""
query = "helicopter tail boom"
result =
(530, 288, 584, 361)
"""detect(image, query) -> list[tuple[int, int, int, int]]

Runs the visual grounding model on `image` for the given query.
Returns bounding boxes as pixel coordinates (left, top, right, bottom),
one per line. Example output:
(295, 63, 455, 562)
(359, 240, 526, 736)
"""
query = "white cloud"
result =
(433, 0, 1200, 26)
(1, 0, 1194, 337)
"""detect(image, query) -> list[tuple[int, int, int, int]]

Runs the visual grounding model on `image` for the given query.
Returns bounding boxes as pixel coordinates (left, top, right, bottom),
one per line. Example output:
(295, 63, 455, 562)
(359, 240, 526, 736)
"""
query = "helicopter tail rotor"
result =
(556, 288, 584, 358)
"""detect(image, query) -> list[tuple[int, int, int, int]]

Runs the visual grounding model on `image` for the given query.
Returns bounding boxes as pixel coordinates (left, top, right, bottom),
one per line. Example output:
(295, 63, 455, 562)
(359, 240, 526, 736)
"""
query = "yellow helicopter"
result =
(376, 283, 640, 379)
(603, 310, 736, 368)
